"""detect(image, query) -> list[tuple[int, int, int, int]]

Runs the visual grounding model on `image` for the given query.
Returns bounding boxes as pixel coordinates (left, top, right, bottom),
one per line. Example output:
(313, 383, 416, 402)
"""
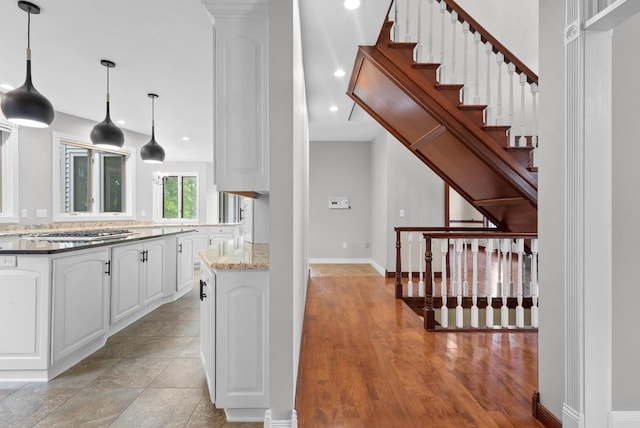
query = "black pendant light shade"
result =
(1, 1, 54, 128)
(91, 60, 124, 148)
(140, 93, 165, 164)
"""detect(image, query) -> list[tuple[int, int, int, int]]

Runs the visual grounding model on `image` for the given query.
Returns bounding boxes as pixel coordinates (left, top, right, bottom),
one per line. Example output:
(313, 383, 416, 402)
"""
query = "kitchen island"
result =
(0, 228, 195, 382)
(199, 239, 270, 423)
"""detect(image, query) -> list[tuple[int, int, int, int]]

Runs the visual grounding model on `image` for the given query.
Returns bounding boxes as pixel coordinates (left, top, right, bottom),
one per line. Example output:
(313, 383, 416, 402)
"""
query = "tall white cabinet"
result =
(204, 0, 269, 192)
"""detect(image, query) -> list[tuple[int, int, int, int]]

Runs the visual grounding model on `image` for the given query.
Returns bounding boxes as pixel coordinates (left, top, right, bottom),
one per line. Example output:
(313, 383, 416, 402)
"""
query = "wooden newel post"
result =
(395, 229, 402, 298)
(423, 235, 436, 330)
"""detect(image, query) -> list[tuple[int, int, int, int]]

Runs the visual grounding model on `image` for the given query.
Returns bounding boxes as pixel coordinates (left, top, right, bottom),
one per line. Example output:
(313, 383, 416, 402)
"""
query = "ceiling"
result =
(0, 0, 385, 163)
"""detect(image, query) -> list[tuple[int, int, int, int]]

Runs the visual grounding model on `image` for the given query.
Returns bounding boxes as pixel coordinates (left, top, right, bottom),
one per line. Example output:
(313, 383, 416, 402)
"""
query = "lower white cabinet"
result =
(51, 249, 110, 364)
(199, 261, 269, 413)
(199, 265, 216, 403)
(111, 239, 165, 325)
(177, 235, 195, 292)
(0, 256, 50, 373)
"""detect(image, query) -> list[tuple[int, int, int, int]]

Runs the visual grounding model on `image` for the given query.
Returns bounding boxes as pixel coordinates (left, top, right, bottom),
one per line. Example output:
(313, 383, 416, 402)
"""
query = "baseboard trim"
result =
(532, 391, 562, 428)
(264, 409, 297, 427)
(609, 411, 640, 427)
(370, 259, 385, 276)
(562, 402, 582, 428)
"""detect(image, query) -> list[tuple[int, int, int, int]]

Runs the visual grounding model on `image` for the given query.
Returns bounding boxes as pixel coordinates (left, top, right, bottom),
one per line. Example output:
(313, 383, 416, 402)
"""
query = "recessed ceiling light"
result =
(334, 69, 346, 77)
(1, 83, 15, 91)
(330, 105, 338, 112)
(116, 119, 126, 125)
(182, 137, 190, 141)
(344, 0, 361, 10)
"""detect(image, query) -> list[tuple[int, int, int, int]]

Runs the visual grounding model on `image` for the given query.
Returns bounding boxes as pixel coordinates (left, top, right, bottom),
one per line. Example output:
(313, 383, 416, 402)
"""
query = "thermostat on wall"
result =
(328, 197, 350, 209)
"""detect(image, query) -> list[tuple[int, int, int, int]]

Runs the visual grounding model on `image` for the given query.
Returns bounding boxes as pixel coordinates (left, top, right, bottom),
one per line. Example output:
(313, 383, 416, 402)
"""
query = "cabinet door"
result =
(177, 237, 194, 292)
(111, 244, 143, 324)
(199, 265, 216, 403)
(216, 270, 269, 408)
(52, 249, 109, 364)
(142, 240, 165, 305)
(0, 257, 50, 370)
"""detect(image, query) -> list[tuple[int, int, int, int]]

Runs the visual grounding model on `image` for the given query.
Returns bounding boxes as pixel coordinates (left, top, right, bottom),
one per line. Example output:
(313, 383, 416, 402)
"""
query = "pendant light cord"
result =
(106, 66, 110, 102)
(151, 96, 155, 137)
(26, 8, 31, 59)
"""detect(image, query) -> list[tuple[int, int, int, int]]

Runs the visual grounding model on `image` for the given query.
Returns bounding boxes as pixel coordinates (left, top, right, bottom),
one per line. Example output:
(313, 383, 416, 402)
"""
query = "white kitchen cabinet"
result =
(177, 235, 194, 292)
(0, 256, 50, 374)
(199, 264, 216, 403)
(51, 248, 109, 364)
(215, 269, 269, 409)
(111, 239, 165, 325)
(206, 3, 269, 192)
(198, 258, 269, 415)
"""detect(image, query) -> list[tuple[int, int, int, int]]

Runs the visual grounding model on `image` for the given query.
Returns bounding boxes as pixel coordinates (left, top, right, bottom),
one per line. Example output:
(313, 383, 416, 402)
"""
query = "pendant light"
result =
(91, 60, 124, 148)
(0, 1, 54, 128)
(140, 93, 165, 163)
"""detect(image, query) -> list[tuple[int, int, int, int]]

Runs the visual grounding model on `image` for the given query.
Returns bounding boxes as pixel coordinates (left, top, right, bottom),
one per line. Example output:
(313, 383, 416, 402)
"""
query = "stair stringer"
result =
(347, 24, 537, 233)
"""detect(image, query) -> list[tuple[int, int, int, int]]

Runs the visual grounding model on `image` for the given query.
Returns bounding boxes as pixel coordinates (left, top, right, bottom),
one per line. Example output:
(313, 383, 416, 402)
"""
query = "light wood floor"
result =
(296, 264, 541, 428)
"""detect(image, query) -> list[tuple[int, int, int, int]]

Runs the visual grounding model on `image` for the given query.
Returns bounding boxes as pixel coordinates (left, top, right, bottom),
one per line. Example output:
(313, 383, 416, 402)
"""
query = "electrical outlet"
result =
(36, 209, 47, 218)
(342, 242, 347, 249)
(141, 209, 146, 217)
(21, 209, 28, 218)
(399, 209, 405, 217)
(0, 256, 17, 267)
(365, 242, 370, 248)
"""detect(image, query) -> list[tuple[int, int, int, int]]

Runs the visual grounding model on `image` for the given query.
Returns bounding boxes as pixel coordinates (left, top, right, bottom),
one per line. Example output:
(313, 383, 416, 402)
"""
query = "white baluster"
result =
(531, 82, 539, 148)
(441, 239, 448, 328)
(495, 53, 504, 124)
(463, 240, 468, 297)
(500, 239, 510, 327)
(407, 233, 413, 297)
(486, 239, 494, 327)
(405, 0, 411, 42)
(471, 239, 479, 328)
(508, 63, 516, 147)
(450, 11, 458, 83)
(462, 21, 470, 103)
(516, 239, 525, 327)
(530, 239, 539, 328)
(418, 234, 424, 297)
(394, 0, 399, 41)
(427, 0, 434, 63)
(416, 0, 423, 62)
(473, 32, 481, 104)
(518, 73, 527, 147)
(439, 1, 446, 82)
(485, 42, 493, 124)
(456, 239, 463, 328)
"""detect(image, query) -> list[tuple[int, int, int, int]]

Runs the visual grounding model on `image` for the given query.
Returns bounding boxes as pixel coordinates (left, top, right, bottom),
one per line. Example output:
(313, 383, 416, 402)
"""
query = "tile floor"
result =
(0, 270, 262, 428)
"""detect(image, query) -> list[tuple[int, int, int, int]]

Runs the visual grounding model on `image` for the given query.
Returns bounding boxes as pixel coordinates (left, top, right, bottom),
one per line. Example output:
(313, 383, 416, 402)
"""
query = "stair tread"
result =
(506, 146, 534, 151)
(459, 104, 486, 111)
(436, 83, 464, 90)
(413, 63, 440, 69)
(389, 41, 417, 49)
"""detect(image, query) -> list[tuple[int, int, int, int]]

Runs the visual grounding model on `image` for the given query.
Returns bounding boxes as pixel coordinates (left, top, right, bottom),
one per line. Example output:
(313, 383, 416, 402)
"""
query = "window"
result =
(0, 123, 19, 223)
(53, 132, 135, 221)
(154, 172, 198, 223)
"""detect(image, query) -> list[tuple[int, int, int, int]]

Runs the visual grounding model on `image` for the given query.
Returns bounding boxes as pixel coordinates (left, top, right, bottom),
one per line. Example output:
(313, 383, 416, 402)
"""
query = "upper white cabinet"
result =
(204, 0, 269, 192)
(51, 248, 110, 364)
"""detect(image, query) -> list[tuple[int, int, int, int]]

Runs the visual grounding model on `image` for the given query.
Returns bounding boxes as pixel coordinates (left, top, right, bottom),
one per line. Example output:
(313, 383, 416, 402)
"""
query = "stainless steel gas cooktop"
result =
(24, 229, 135, 242)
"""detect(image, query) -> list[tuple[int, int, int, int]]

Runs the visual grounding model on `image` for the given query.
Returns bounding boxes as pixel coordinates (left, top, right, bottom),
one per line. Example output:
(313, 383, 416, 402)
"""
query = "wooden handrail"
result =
(387, 0, 538, 84)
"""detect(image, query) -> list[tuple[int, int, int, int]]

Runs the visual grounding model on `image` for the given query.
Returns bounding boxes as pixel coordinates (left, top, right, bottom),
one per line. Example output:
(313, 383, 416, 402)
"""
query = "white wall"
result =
(370, 130, 388, 271)
(384, 134, 444, 272)
(612, 12, 640, 411)
(309, 141, 371, 259)
(537, 0, 565, 418)
(268, 0, 309, 421)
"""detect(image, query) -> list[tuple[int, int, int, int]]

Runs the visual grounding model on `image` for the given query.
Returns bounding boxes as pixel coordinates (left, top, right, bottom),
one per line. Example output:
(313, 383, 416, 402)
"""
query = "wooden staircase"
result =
(347, 15, 537, 233)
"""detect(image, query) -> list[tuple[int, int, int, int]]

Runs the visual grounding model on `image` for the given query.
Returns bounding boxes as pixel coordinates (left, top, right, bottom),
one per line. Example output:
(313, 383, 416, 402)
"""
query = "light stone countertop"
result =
(199, 238, 269, 270)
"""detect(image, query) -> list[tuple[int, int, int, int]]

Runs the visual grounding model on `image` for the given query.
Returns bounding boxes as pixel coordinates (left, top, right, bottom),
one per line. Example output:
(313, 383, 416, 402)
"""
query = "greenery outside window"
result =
(52, 132, 135, 221)
(0, 123, 19, 223)
(154, 172, 198, 223)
